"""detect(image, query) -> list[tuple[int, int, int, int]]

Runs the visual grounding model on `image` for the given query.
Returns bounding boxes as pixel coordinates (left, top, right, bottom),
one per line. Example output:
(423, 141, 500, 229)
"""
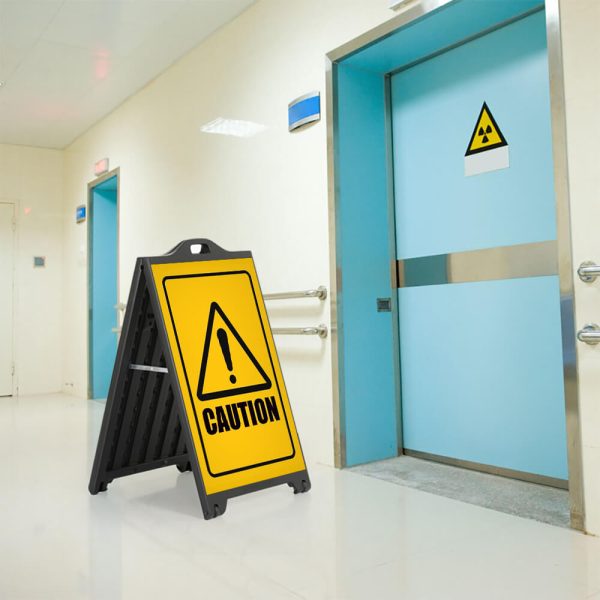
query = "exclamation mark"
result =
(217, 328, 236, 384)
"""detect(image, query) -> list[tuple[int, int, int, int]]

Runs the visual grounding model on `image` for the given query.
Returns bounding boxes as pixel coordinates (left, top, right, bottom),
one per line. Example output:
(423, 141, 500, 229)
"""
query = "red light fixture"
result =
(94, 158, 109, 176)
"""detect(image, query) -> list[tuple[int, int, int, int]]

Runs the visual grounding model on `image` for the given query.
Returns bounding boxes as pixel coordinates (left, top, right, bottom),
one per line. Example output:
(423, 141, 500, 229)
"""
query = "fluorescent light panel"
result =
(201, 117, 266, 138)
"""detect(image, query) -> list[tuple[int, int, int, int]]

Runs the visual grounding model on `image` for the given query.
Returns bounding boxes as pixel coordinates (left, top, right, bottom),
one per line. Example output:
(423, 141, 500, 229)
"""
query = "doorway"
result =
(392, 11, 566, 485)
(328, 0, 583, 527)
(0, 202, 15, 397)
(88, 172, 119, 400)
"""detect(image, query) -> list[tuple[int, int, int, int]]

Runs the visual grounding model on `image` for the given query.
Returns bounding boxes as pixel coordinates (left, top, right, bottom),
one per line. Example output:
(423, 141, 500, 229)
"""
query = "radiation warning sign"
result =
(151, 244, 309, 506)
(464, 101, 509, 177)
(88, 239, 310, 520)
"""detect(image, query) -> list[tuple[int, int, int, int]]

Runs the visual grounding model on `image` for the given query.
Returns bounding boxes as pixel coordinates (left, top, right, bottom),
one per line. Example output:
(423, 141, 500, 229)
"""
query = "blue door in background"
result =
(89, 175, 118, 399)
(392, 11, 567, 481)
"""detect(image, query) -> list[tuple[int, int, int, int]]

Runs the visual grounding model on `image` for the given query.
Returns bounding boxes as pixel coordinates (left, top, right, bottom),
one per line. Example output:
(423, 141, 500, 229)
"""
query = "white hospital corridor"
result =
(2, 1, 600, 599)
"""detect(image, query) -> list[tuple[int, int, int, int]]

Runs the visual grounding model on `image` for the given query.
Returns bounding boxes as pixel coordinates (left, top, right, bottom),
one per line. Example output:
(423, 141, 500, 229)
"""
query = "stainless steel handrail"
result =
(263, 286, 327, 301)
(577, 324, 600, 345)
(578, 261, 600, 282)
(271, 324, 328, 339)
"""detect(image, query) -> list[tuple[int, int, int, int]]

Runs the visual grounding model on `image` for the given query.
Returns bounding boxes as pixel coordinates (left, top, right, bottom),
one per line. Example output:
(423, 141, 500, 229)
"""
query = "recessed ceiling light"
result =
(200, 117, 266, 138)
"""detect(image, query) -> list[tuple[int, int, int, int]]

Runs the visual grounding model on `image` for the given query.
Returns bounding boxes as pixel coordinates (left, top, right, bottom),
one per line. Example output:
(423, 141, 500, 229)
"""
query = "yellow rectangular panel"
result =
(152, 258, 306, 495)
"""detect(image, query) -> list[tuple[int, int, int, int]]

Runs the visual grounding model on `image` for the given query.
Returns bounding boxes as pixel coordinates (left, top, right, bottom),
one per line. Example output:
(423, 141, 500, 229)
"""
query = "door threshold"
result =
(404, 449, 568, 490)
(349, 454, 570, 528)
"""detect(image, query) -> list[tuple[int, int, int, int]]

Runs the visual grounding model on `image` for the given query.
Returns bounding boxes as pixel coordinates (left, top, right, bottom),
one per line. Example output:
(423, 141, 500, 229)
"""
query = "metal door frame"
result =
(87, 168, 120, 400)
(326, 0, 584, 529)
(0, 201, 17, 397)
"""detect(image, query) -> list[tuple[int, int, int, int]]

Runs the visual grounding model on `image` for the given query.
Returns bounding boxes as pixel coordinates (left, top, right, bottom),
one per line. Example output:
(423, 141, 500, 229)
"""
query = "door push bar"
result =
(576, 262, 600, 344)
(577, 324, 600, 345)
(578, 261, 600, 282)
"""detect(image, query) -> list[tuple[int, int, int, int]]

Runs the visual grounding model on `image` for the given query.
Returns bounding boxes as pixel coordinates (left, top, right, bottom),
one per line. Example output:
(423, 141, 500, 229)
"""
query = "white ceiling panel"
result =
(0, 0, 255, 148)
(41, 1, 187, 57)
(5, 40, 113, 101)
(0, 1, 63, 79)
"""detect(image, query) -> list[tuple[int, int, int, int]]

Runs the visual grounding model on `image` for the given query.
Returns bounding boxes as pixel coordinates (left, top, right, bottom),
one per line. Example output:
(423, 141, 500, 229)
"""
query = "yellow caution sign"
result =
(153, 257, 307, 489)
(465, 102, 509, 176)
(88, 239, 310, 519)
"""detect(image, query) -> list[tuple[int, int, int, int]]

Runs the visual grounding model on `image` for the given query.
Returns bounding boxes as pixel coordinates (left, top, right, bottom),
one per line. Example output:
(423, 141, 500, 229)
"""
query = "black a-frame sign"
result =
(89, 239, 310, 519)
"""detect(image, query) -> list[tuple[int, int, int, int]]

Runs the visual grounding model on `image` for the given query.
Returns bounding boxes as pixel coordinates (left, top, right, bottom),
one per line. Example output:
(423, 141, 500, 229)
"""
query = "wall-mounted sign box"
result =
(76, 205, 86, 223)
(288, 91, 320, 131)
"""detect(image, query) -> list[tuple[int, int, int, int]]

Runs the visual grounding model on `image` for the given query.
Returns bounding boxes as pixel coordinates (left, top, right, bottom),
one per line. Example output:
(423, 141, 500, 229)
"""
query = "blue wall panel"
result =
(336, 64, 398, 465)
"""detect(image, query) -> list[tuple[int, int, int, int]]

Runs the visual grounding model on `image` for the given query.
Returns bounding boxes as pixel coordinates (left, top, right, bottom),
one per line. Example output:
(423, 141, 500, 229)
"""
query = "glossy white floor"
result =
(1, 394, 600, 600)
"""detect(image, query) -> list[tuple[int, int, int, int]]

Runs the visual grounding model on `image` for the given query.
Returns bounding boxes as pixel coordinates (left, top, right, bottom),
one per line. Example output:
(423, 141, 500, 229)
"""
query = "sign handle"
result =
(164, 238, 234, 260)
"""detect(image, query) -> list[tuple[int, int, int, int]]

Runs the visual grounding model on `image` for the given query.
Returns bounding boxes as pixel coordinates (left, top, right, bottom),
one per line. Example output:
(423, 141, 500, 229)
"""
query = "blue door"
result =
(89, 176, 118, 399)
(392, 12, 567, 480)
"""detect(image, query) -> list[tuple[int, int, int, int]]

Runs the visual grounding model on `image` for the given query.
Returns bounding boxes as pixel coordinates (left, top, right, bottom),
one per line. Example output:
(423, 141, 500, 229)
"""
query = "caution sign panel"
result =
(154, 261, 305, 489)
(464, 101, 509, 177)
(88, 239, 310, 519)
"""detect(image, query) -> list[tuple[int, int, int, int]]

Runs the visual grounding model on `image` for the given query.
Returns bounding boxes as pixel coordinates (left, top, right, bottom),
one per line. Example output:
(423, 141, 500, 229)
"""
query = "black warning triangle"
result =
(197, 302, 272, 401)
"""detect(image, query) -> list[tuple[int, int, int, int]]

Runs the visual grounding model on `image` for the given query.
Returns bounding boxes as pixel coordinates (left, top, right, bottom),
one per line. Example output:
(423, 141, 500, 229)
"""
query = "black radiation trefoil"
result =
(197, 302, 272, 401)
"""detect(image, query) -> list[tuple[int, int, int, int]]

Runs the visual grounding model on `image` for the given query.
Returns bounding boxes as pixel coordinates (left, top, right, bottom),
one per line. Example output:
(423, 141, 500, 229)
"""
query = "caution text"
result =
(203, 396, 280, 435)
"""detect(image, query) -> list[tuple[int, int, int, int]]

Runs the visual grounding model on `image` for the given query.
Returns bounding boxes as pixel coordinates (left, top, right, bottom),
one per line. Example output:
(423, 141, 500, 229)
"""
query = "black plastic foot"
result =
(176, 462, 192, 473)
(288, 478, 310, 494)
(203, 499, 227, 520)
(89, 480, 111, 495)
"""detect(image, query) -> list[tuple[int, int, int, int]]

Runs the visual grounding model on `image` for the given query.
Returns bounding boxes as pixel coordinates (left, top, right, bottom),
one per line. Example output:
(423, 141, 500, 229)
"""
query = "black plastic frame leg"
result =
(89, 480, 112, 495)
(203, 499, 227, 520)
(288, 478, 310, 494)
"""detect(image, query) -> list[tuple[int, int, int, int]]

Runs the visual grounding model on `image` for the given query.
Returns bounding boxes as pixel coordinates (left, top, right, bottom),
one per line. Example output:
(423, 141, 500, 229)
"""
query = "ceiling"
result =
(0, 0, 254, 149)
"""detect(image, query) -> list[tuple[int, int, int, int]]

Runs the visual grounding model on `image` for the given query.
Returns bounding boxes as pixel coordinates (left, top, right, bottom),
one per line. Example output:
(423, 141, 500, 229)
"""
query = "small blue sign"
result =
(76, 205, 86, 223)
(288, 92, 320, 131)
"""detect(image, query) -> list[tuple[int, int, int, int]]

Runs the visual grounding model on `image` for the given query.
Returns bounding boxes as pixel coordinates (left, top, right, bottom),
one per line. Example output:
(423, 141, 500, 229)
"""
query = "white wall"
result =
(559, 0, 600, 535)
(62, 0, 394, 466)
(0, 144, 64, 395)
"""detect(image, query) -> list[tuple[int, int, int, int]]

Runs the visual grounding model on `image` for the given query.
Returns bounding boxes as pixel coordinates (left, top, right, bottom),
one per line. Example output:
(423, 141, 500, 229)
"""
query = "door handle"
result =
(577, 261, 600, 282)
(577, 323, 600, 345)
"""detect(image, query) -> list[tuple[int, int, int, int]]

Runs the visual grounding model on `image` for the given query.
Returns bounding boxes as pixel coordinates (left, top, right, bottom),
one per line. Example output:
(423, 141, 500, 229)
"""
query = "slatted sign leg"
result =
(89, 262, 192, 496)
